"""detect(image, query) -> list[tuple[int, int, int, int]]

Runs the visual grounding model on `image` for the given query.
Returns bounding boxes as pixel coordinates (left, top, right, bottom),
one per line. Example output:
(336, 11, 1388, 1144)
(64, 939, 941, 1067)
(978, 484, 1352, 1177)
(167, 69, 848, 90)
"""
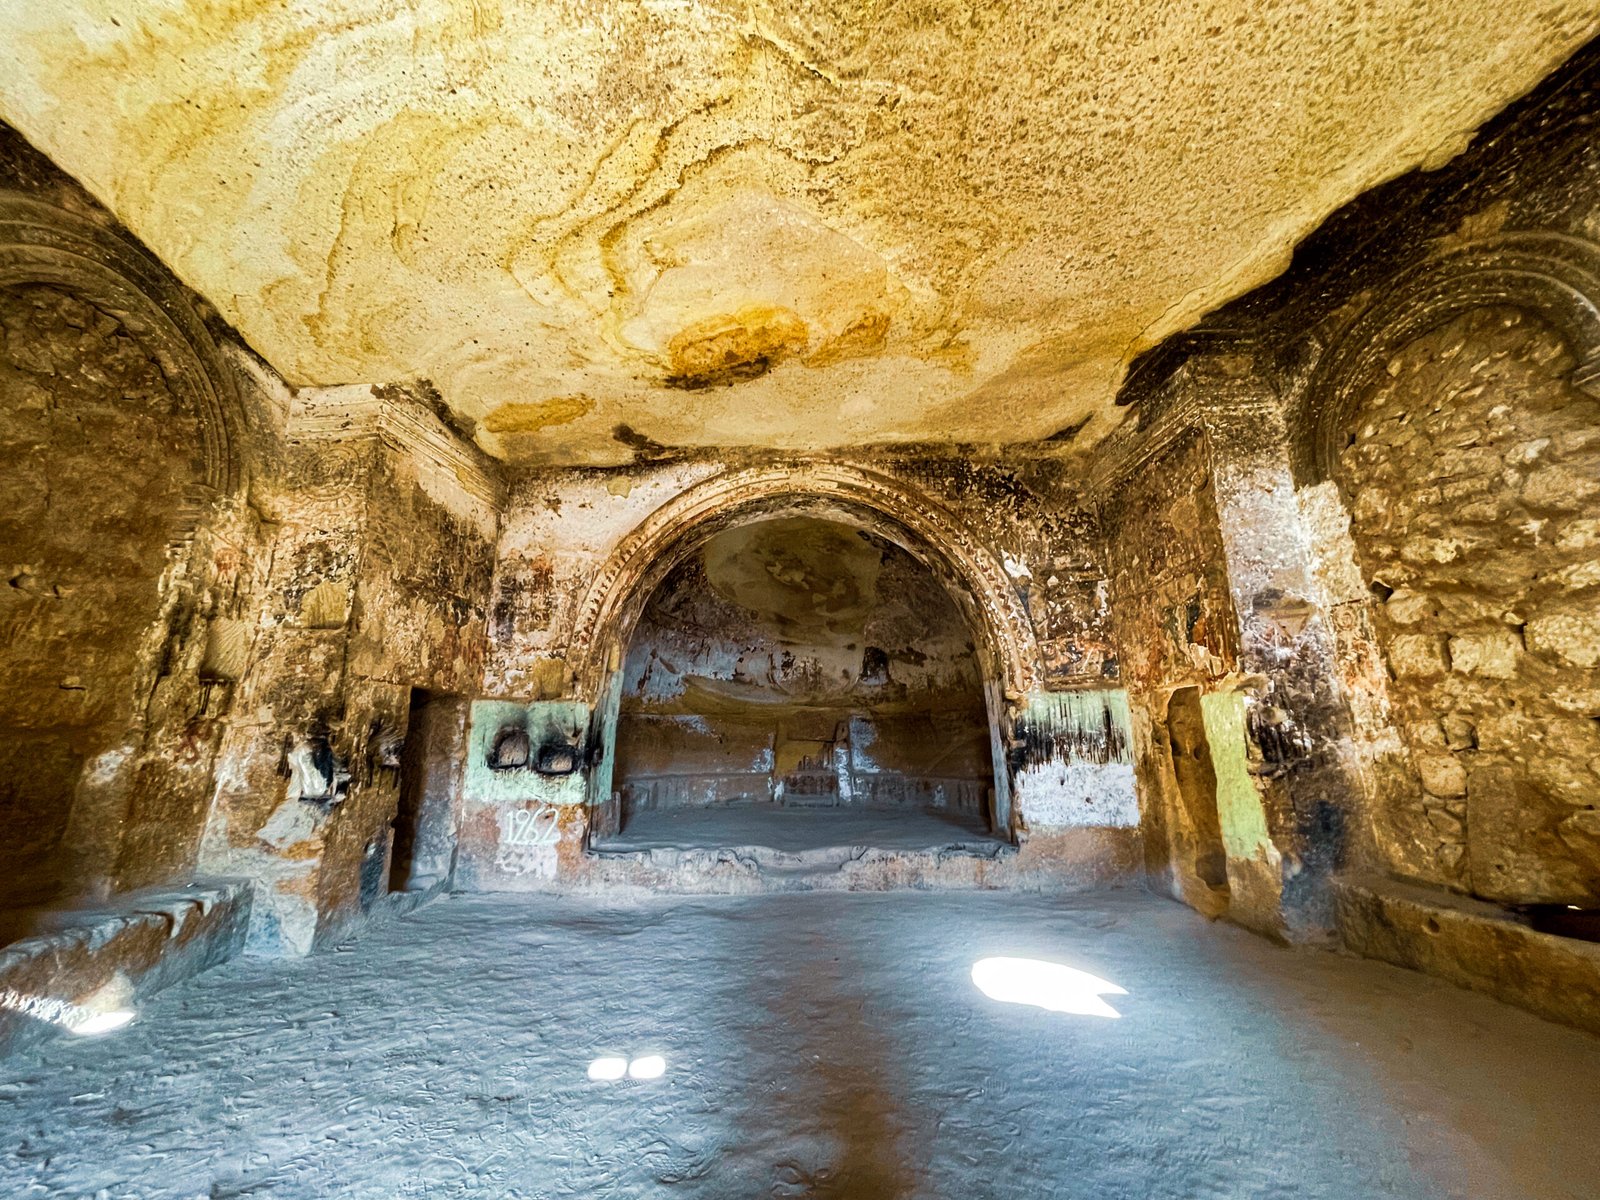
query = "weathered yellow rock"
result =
(481, 397, 594, 434)
(666, 305, 811, 388)
(0, 1, 1595, 464)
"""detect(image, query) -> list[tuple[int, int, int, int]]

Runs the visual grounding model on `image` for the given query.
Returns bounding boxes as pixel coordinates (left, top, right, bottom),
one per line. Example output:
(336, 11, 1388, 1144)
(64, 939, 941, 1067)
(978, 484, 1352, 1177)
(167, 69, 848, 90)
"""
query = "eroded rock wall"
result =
(0, 283, 214, 910)
(197, 399, 499, 954)
(0, 143, 282, 935)
(1, 130, 501, 955)
(485, 454, 1115, 697)
(1103, 44, 1600, 953)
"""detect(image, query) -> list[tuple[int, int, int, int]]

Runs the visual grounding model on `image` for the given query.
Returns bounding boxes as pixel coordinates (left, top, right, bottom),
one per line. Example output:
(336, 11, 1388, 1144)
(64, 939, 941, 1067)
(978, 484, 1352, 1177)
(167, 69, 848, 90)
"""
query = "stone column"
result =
(1187, 352, 1370, 938)
(197, 440, 378, 956)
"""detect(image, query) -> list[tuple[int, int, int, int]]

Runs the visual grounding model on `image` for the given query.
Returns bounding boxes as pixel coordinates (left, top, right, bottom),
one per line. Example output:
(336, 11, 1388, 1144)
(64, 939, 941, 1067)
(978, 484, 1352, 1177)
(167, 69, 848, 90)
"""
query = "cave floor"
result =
(4, 890, 1597, 1200)
(598, 802, 1002, 859)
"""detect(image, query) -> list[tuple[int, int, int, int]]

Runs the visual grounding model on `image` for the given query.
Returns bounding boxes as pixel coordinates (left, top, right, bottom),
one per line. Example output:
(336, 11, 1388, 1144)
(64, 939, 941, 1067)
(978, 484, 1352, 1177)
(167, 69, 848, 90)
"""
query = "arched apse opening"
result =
(597, 515, 1004, 853)
(0, 193, 248, 920)
(569, 463, 1044, 847)
(1295, 232, 1600, 484)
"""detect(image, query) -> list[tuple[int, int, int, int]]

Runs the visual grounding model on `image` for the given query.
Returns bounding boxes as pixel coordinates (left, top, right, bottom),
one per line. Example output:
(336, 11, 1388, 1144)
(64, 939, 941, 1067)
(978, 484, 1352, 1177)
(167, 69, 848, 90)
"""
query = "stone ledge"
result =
(1332, 873, 1600, 1038)
(462, 826, 1144, 896)
(0, 879, 252, 1057)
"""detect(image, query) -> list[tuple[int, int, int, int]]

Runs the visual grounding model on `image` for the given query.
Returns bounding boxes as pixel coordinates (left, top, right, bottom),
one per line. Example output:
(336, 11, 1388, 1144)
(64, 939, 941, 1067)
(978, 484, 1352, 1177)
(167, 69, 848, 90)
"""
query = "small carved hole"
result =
(535, 744, 579, 776)
(488, 726, 530, 770)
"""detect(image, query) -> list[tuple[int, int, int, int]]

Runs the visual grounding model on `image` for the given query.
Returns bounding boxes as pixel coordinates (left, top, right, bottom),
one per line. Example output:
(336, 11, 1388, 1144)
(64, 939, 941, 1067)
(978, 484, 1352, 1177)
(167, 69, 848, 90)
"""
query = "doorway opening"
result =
(1165, 686, 1230, 896)
(594, 516, 1005, 859)
(390, 689, 469, 893)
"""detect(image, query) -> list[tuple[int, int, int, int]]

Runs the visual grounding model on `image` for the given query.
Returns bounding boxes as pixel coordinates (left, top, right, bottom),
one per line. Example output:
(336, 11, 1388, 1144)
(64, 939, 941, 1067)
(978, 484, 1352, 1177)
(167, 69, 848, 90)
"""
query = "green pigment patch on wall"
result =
(1013, 689, 1134, 768)
(463, 700, 590, 809)
(1199, 690, 1274, 862)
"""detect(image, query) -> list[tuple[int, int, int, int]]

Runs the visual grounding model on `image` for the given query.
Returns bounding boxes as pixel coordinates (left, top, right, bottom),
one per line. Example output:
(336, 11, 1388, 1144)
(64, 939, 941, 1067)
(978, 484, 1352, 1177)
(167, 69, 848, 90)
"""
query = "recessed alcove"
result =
(594, 516, 1006, 861)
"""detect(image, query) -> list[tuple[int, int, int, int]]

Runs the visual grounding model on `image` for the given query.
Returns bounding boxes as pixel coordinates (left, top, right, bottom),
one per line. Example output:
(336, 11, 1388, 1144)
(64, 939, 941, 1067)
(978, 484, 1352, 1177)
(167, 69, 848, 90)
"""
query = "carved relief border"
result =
(568, 460, 1043, 700)
(0, 192, 244, 498)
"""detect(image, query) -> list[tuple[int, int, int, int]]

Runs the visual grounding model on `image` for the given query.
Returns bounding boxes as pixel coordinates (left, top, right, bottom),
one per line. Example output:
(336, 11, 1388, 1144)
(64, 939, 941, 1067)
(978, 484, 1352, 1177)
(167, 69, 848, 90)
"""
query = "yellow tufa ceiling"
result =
(1, 1, 1596, 465)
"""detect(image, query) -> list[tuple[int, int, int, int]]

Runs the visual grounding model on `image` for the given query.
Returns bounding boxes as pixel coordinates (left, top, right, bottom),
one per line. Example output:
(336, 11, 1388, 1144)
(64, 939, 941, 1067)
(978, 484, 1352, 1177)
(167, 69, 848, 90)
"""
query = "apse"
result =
(599, 516, 1002, 855)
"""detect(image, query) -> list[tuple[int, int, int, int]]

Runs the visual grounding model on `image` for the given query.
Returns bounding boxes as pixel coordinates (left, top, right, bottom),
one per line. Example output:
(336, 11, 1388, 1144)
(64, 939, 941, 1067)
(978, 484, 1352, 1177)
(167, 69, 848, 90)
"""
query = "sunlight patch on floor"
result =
(971, 956, 1127, 1018)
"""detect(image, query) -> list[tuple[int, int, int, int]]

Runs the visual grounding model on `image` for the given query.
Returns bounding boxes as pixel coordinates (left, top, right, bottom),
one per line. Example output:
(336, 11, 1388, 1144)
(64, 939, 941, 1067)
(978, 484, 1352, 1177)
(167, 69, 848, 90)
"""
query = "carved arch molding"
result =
(568, 461, 1044, 702)
(1298, 231, 1600, 482)
(0, 192, 244, 500)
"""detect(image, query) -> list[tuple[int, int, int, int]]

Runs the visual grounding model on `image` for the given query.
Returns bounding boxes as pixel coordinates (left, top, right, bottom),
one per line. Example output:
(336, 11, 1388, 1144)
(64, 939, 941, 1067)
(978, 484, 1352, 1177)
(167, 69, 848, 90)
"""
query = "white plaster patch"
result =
(83, 747, 131, 786)
(1297, 481, 1369, 606)
(463, 700, 590, 808)
(255, 799, 322, 850)
(258, 886, 320, 958)
(1003, 553, 1032, 581)
(1014, 762, 1139, 829)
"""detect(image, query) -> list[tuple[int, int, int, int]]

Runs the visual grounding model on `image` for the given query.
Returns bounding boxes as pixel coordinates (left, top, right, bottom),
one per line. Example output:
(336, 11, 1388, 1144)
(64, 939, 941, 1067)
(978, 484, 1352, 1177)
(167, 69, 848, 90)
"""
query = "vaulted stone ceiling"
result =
(1, 2, 1595, 465)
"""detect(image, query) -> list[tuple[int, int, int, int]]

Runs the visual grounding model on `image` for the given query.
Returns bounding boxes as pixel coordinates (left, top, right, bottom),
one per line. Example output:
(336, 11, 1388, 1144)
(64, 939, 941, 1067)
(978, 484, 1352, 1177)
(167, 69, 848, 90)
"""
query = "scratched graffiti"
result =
(490, 804, 564, 878)
(502, 806, 561, 847)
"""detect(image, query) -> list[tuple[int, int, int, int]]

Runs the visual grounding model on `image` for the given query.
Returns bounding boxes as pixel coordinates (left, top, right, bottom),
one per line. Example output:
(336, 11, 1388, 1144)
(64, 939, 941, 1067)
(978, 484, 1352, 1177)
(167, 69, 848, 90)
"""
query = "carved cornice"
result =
(1087, 385, 1204, 497)
(1297, 231, 1600, 481)
(0, 192, 242, 495)
(286, 383, 504, 509)
(1088, 349, 1279, 498)
(377, 395, 504, 510)
(567, 460, 1043, 701)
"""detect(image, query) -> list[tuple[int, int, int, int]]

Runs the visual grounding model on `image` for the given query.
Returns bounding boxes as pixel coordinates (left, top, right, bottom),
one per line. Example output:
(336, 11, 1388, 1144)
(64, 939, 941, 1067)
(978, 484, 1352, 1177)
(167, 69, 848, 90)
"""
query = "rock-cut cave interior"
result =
(1, 4, 1598, 1198)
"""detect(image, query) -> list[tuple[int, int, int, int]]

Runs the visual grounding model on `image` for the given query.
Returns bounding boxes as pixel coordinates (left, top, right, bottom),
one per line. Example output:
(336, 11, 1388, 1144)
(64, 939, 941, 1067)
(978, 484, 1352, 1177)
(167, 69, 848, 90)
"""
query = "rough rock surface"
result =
(1333, 874, 1600, 1038)
(0, 879, 249, 1056)
(3, 891, 1597, 1199)
(1336, 307, 1600, 905)
(1, 2, 1596, 463)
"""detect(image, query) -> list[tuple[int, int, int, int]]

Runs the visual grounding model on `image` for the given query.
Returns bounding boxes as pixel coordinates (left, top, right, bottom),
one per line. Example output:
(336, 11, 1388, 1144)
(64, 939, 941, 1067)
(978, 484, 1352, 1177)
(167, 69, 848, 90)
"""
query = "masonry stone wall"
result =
(1335, 306, 1600, 906)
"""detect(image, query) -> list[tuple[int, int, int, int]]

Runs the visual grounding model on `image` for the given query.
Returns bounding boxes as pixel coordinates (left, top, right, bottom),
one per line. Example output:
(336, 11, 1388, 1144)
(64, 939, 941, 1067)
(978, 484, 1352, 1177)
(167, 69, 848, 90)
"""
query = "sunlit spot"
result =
(68, 1009, 137, 1036)
(587, 1056, 628, 1081)
(971, 956, 1128, 1018)
(0, 986, 137, 1036)
(627, 1054, 666, 1080)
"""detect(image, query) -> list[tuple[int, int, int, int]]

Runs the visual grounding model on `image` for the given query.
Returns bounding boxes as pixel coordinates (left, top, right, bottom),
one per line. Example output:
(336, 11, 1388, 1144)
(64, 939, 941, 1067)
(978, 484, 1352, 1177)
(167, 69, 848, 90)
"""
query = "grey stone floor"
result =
(3, 889, 1597, 1199)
